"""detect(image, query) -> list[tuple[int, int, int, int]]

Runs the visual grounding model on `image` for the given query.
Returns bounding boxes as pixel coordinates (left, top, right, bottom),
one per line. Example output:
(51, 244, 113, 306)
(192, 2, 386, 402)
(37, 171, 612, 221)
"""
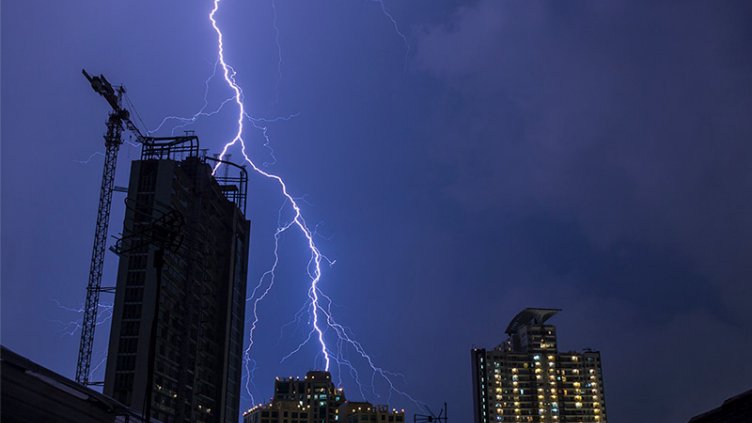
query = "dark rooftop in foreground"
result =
(1, 345, 143, 422)
(688, 389, 752, 423)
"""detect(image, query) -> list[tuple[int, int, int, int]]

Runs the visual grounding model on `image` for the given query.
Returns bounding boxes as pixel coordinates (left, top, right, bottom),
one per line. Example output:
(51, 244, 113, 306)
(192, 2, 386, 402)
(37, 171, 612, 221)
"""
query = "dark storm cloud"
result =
(415, 0, 752, 316)
(412, 0, 752, 421)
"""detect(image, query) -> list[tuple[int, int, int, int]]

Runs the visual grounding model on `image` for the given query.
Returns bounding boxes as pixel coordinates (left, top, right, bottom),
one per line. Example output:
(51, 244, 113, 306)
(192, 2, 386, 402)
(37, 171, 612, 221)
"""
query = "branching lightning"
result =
(208, 0, 423, 408)
(277, 300, 312, 343)
(146, 58, 298, 168)
(74, 139, 141, 166)
(245, 112, 300, 167)
(53, 299, 113, 381)
(148, 61, 231, 135)
(73, 151, 105, 165)
(317, 289, 420, 405)
(242, 200, 294, 404)
(53, 299, 114, 336)
(209, 0, 332, 379)
(140, 0, 419, 409)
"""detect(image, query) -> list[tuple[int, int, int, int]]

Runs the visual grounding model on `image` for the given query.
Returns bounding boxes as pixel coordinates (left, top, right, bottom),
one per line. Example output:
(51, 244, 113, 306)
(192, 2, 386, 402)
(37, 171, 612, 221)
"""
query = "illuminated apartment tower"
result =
(103, 137, 250, 423)
(339, 402, 406, 423)
(244, 371, 345, 423)
(471, 308, 608, 423)
(243, 371, 406, 423)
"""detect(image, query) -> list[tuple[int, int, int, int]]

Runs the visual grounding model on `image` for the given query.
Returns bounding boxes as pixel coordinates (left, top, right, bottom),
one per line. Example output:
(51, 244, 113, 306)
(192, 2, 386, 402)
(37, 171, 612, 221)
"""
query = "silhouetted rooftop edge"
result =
(505, 308, 562, 335)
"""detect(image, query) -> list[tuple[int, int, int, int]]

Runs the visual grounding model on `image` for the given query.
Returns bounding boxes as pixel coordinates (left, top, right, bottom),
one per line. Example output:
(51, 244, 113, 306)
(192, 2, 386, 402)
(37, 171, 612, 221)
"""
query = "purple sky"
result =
(2, 1, 751, 422)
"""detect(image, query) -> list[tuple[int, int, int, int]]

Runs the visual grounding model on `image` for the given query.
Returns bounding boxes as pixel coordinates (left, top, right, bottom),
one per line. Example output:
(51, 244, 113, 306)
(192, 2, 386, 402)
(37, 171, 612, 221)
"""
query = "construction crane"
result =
(76, 69, 146, 385)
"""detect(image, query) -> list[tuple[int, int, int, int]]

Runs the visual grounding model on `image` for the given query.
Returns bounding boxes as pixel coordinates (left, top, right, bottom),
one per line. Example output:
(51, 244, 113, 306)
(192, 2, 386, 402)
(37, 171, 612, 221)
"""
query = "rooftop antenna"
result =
(414, 403, 447, 423)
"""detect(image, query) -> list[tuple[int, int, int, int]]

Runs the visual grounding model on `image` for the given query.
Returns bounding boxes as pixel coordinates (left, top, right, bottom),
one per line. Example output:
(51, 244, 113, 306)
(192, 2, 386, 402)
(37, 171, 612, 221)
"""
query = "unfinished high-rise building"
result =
(471, 308, 608, 423)
(103, 137, 250, 423)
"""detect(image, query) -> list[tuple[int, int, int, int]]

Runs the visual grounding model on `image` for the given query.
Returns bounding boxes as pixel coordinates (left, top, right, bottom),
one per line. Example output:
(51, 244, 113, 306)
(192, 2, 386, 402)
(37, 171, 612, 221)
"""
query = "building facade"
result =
(472, 308, 608, 423)
(243, 371, 405, 423)
(103, 139, 250, 423)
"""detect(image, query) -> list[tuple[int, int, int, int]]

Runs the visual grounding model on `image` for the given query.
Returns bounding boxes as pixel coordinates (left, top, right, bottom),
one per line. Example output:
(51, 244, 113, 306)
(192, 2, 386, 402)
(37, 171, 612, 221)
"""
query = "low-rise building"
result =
(243, 371, 405, 423)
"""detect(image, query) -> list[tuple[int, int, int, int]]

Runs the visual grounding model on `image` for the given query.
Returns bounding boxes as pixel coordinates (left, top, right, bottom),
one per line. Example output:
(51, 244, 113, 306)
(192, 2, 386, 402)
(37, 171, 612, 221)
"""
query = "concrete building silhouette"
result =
(688, 389, 752, 423)
(471, 308, 608, 423)
(1, 346, 143, 422)
(243, 371, 405, 423)
(103, 138, 250, 423)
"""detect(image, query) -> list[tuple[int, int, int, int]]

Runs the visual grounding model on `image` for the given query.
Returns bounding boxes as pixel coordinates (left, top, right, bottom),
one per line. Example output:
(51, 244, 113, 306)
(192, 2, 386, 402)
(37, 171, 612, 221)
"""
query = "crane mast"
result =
(76, 69, 141, 385)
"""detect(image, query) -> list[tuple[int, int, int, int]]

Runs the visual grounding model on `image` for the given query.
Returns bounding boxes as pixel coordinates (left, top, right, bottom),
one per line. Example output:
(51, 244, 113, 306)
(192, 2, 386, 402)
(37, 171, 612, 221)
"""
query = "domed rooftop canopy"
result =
(505, 308, 562, 335)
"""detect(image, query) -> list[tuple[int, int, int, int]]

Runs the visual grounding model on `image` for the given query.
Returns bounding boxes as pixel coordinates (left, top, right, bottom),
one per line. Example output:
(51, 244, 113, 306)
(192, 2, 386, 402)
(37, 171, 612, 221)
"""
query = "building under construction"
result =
(102, 137, 250, 423)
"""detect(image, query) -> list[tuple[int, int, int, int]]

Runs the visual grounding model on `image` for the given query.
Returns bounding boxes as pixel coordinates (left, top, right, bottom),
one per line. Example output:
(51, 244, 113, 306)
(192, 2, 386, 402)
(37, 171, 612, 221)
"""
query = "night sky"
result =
(2, 1, 751, 422)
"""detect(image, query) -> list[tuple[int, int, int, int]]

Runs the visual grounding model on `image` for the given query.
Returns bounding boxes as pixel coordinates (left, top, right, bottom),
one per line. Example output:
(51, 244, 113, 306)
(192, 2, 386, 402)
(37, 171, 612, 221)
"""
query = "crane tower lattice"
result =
(76, 69, 146, 385)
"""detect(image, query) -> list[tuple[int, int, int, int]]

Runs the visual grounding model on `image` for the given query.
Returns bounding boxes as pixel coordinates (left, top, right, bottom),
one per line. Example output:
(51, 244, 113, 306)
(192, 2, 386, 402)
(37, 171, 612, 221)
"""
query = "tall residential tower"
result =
(471, 308, 608, 423)
(103, 138, 250, 423)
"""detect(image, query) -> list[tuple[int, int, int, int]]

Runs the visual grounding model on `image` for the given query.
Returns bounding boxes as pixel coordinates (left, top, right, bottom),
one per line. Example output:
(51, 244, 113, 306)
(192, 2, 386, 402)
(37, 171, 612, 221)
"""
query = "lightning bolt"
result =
(73, 151, 105, 165)
(242, 200, 294, 404)
(209, 0, 332, 376)
(90, 353, 109, 376)
(146, 58, 298, 167)
(277, 299, 312, 342)
(148, 61, 235, 135)
(317, 290, 420, 406)
(139, 0, 420, 409)
(74, 139, 140, 166)
(371, 0, 410, 66)
(245, 112, 300, 168)
(271, 0, 283, 105)
(53, 299, 114, 335)
(52, 299, 113, 381)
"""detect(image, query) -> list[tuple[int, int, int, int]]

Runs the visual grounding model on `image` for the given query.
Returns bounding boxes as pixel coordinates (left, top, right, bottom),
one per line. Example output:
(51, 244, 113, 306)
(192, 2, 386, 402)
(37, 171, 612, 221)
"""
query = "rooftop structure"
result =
(505, 309, 561, 335)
